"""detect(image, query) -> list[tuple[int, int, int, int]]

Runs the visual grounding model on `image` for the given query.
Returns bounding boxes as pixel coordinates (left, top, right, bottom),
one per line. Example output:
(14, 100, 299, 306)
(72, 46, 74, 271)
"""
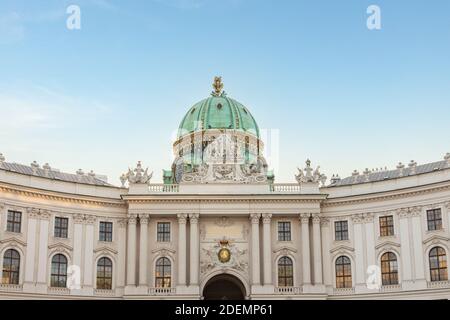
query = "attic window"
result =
(191, 108, 196, 114)
(242, 108, 248, 114)
(217, 103, 222, 110)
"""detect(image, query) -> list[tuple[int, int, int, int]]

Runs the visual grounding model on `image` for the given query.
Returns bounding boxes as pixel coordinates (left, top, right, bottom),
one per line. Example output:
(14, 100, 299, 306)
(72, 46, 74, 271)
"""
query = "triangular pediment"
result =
(330, 245, 355, 254)
(423, 234, 450, 245)
(48, 242, 73, 251)
(0, 237, 27, 247)
(94, 246, 118, 255)
(272, 246, 297, 254)
(375, 241, 401, 250)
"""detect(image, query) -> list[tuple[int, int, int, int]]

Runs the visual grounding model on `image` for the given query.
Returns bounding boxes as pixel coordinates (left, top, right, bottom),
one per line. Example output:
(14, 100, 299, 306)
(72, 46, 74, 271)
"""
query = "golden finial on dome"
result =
(212, 76, 224, 96)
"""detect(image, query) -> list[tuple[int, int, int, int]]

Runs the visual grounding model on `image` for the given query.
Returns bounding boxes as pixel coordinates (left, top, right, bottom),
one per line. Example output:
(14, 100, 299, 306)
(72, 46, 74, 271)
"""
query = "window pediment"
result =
(0, 237, 27, 247)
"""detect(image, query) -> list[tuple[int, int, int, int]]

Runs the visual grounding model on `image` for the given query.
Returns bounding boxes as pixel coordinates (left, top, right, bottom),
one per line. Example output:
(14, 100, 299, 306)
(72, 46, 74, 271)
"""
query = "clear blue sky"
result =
(1, 0, 449, 185)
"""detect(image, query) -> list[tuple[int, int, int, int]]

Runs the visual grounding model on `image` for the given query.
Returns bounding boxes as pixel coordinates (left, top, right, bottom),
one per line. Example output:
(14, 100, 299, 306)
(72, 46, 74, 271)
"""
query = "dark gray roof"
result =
(0, 162, 113, 187)
(329, 160, 450, 187)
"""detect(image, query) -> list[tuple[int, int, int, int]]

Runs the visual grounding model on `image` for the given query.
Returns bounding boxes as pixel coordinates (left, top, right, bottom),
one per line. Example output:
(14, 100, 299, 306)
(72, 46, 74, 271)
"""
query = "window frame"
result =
(6, 210, 22, 233)
(426, 209, 443, 231)
(2, 249, 20, 285)
(380, 252, 399, 285)
(334, 220, 349, 241)
(277, 256, 294, 287)
(99, 221, 113, 242)
(277, 221, 292, 242)
(155, 257, 172, 288)
(50, 254, 68, 288)
(429, 246, 448, 282)
(379, 215, 395, 237)
(96, 257, 113, 290)
(335, 256, 352, 288)
(157, 222, 171, 243)
(54, 217, 69, 239)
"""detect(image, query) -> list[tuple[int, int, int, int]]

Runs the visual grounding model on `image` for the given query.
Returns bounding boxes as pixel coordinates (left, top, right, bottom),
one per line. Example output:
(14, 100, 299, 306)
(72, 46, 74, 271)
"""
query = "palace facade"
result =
(0, 78, 449, 300)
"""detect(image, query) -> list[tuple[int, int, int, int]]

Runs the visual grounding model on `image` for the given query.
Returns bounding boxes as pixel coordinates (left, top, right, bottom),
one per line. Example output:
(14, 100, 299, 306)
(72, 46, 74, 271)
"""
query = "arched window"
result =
(381, 252, 398, 285)
(2, 249, 20, 285)
(97, 257, 113, 290)
(278, 256, 294, 287)
(155, 257, 171, 288)
(429, 247, 448, 282)
(335, 256, 352, 288)
(51, 254, 68, 288)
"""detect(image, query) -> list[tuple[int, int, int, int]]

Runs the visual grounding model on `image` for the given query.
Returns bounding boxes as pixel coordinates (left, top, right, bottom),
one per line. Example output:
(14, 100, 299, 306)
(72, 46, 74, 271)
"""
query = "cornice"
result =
(322, 181, 450, 207)
(0, 182, 126, 208)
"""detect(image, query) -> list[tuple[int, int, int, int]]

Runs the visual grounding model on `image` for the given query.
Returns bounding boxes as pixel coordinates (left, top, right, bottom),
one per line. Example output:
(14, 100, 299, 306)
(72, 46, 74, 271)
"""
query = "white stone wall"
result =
(0, 167, 450, 300)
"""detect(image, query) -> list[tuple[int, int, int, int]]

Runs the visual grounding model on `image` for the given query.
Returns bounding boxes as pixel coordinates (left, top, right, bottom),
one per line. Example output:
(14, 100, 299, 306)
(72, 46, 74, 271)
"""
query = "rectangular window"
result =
(427, 209, 442, 231)
(278, 222, 291, 241)
(6, 211, 22, 233)
(99, 222, 113, 242)
(379, 215, 394, 237)
(54, 217, 69, 238)
(157, 222, 171, 242)
(335, 221, 348, 241)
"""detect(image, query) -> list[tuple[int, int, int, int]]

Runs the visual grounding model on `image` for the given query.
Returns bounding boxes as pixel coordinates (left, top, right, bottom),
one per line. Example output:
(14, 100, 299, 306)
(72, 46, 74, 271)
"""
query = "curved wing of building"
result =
(0, 79, 449, 300)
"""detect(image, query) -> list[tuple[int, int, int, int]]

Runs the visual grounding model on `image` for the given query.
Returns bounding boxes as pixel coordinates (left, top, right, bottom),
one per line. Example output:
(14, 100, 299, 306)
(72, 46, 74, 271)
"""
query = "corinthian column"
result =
(312, 214, 323, 285)
(126, 214, 137, 286)
(177, 213, 188, 286)
(250, 213, 261, 285)
(262, 213, 273, 285)
(189, 213, 200, 286)
(139, 214, 149, 286)
(300, 213, 311, 285)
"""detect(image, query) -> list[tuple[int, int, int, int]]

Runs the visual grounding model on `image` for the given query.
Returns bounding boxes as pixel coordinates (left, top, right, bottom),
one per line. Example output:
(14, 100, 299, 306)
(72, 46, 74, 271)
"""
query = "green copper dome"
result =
(177, 78, 260, 139)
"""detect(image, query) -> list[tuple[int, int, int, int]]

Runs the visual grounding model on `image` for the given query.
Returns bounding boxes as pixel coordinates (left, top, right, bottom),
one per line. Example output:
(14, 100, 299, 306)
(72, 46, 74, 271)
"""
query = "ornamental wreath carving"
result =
(200, 239, 248, 274)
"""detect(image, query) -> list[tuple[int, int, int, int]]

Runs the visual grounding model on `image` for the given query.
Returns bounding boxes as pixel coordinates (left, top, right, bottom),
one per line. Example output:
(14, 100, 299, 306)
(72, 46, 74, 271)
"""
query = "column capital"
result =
(118, 218, 128, 228)
(85, 214, 97, 224)
(250, 213, 261, 224)
(139, 214, 150, 225)
(312, 213, 321, 224)
(127, 214, 138, 225)
(74, 213, 85, 224)
(189, 213, 199, 224)
(351, 213, 364, 224)
(320, 217, 330, 227)
(363, 213, 374, 223)
(445, 202, 450, 209)
(177, 213, 188, 224)
(299, 213, 310, 224)
(262, 213, 272, 224)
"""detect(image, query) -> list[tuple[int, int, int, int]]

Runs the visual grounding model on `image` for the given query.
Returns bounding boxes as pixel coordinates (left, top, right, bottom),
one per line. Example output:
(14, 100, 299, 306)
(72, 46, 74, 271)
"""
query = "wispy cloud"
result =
(0, 84, 111, 134)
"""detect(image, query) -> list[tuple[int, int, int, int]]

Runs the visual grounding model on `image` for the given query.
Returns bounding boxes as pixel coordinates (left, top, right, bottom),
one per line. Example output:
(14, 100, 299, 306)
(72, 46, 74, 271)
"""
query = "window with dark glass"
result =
(54, 217, 69, 238)
(6, 210, 22, 233)
(155, 257, 171, 288)
(335, 256, 352, 288)
(381, 252, 398, 285)
(277, 256, 294, 287)
(99, 222, 113, 242)
(427, 209, 442, 231)
(51, 254, 67, 288)
(429, 246, 448, 282)
(379, 216, 394, 237)
(335, 221, 348, 241)
(278, 222, 291, 241)
(157, 222, 171, 242)
(2, 249, 20, 285)
(96, 257, 113, 290)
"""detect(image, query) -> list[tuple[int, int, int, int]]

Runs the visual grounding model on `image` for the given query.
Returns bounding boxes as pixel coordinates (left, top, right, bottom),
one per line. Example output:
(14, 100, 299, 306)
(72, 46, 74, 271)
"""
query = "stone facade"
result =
(0, 154, 449, 300)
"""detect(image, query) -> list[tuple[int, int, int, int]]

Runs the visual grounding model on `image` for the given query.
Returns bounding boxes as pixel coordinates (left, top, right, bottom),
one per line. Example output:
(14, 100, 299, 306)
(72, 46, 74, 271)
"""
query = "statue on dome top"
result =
(211, 76, 225, 97)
